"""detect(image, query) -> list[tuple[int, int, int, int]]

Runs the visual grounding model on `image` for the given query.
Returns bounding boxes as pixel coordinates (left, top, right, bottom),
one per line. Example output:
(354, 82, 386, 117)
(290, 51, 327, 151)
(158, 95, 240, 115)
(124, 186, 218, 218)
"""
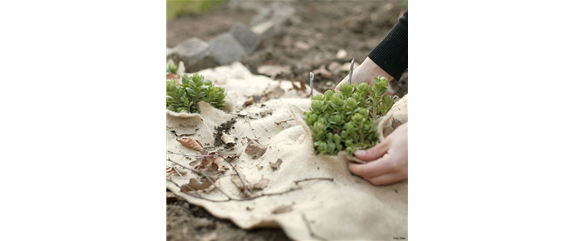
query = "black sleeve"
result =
(367, 10, 408, 81)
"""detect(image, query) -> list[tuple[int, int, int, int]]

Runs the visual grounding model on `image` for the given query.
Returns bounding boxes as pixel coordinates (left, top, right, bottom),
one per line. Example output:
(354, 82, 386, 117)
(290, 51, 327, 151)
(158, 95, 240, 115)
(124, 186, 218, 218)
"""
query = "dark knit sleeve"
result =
(367, 10, 408, 80)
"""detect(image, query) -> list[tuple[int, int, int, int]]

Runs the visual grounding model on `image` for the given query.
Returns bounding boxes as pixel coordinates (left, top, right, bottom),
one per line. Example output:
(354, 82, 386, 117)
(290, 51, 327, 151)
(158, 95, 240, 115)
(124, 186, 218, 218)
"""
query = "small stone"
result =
(209, 33, 246, 65)
(257, 65, 291, 78)
(328, 62, 342, 75)
(231, 23, 260, 54)
(251, 21, 277, 37)
(336, 49, 347, 59)
(294, 41, 311, 51)
(169, 38, 218, 72)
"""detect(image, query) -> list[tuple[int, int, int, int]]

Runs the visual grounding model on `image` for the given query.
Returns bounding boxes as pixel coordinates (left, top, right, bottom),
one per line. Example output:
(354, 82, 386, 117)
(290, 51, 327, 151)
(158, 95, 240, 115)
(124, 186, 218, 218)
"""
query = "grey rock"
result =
(168, 38, 218, 72)
(230, 23, 260, 54)
(166, 48, 173, 59)
(209, 33, 246, 65)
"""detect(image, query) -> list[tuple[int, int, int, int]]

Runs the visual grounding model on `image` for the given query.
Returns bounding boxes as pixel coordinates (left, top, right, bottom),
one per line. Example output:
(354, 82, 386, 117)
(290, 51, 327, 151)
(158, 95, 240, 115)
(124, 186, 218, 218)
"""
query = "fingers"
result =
(348, 154, 394, 178)
(354, 141, 391, 161)
(348, 154, 407, 185)
(368, 172, 406, 185)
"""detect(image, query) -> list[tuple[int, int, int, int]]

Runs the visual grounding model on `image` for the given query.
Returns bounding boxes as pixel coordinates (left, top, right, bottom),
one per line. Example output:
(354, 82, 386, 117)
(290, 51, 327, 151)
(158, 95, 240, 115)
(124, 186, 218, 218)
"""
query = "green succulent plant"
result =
(166, 73, 226, 113)
(303, 77, 394, 156)
(166, 62, 178, 74)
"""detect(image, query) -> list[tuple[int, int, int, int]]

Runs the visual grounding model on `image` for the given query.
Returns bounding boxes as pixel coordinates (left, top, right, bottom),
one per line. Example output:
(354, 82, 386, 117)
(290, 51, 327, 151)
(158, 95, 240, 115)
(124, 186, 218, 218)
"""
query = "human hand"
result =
(348, 122, 408, 185)
(334, 57, 394, 91)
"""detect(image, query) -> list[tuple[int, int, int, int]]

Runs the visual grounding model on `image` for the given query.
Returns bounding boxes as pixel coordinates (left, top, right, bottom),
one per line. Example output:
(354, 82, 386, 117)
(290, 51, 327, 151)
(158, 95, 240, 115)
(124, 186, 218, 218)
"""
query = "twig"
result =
(302, 214, 327, 240)
(294, 177, 334, 185)
(274, 118, 294, 125)
(170, 166, 185, 178)
(167, 150, 218, 158)
(166, 158, 233, 200)
(225, 159, 252, 196)
(243, 110, 259, 139)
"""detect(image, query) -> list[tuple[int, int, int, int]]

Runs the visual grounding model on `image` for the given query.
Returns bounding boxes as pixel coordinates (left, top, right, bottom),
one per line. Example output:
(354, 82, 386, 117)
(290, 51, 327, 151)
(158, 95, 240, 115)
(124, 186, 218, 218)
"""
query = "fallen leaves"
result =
(270, 159, 283, 170)
(245, 139, 268, 159)
(272, 204, 293, 214)
(231, 167, 251, 192)
(289, 79, 310, 97)
(182, 177, 212, 191)
(214, 119, 237, 147)
(220, 133, 236, 148)
(177, 138, 204, 151)
(252, 176, 270, 190)
(166, 166, 187, 177)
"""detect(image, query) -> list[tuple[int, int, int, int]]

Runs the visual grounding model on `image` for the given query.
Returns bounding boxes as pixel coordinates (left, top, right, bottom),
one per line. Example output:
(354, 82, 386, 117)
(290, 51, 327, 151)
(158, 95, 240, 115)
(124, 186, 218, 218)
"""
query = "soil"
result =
(166, 1, 408, 240)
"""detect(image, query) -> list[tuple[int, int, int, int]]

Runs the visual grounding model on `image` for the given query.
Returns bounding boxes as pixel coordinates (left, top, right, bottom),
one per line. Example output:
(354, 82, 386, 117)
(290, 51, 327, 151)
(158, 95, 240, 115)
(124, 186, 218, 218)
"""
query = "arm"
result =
(334, 10, 408, 91)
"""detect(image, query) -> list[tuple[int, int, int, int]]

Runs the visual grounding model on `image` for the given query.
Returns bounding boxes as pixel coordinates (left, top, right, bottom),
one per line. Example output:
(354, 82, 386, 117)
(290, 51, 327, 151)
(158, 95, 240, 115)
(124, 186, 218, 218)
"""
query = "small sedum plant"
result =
(166, 62, 178, 74)
(303, 77, 394, 156)
(166, 73, 226, 113)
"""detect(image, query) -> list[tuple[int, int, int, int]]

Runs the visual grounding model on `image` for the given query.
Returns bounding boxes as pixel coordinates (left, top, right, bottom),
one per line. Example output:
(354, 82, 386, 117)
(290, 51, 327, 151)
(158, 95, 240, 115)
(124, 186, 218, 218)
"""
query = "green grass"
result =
(167, 0, 227, 21)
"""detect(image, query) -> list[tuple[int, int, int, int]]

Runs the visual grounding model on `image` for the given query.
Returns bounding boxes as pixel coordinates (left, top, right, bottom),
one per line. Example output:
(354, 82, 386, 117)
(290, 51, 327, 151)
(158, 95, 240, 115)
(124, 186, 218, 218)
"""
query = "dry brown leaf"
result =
(289, 79, 300, 91)
(230, 167, 251, 192)
(243, 96, 254, 106)
(270, 159, 283, 170)
(298, 79, 307, 91)
(272, 204, 293, 214)
(213, 156, 229, 173)
(166, 73, 179, 80)
(182, 177, 212, 191)
(166, 167, 187, 177)
(245, 139, 267, 159)
(221, 133, 236, 146)
(177, 138, 204, 151)
(252, 176, 270, 190)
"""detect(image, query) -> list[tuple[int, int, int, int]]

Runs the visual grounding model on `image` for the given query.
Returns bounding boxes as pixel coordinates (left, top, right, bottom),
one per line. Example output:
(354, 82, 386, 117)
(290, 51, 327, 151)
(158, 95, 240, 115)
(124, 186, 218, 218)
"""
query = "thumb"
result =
(354, 141, 391, 161)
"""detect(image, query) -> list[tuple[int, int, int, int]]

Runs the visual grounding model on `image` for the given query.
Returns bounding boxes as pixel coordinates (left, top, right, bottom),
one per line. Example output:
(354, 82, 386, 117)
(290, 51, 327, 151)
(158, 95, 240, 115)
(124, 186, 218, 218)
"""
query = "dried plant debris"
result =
(242, 85, 284, 108)
(289, 79, 310, 97)
(252, 176, 270, 190)
(214, 119, 237, 147)
(243, 96, 254, 107)
(166, 166, 188, 178)
(220, 133, 236, 148)
(177, 138, 204, 151)
(272, 204, 293, 214)
(245, 139, 268, 159)
(213, 156, 230, 173)
(270, 159, 283, 170)
(231, 167, 251, 193)
(181, 177, 212, 191)
(189, 151, 238, 178)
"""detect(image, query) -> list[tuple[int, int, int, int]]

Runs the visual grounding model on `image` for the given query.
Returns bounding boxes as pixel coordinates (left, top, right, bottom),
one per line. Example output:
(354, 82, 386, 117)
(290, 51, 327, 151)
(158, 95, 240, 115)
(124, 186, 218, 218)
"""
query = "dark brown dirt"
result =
(166, 1, 408, 240)
(167, 193, 290, 241)
(167, 7, 256, 47)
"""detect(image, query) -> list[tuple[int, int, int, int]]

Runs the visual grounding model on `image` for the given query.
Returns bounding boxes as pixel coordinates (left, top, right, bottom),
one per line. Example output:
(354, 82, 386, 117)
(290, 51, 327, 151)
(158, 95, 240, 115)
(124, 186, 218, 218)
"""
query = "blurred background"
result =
(167, 0, 408, 96)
